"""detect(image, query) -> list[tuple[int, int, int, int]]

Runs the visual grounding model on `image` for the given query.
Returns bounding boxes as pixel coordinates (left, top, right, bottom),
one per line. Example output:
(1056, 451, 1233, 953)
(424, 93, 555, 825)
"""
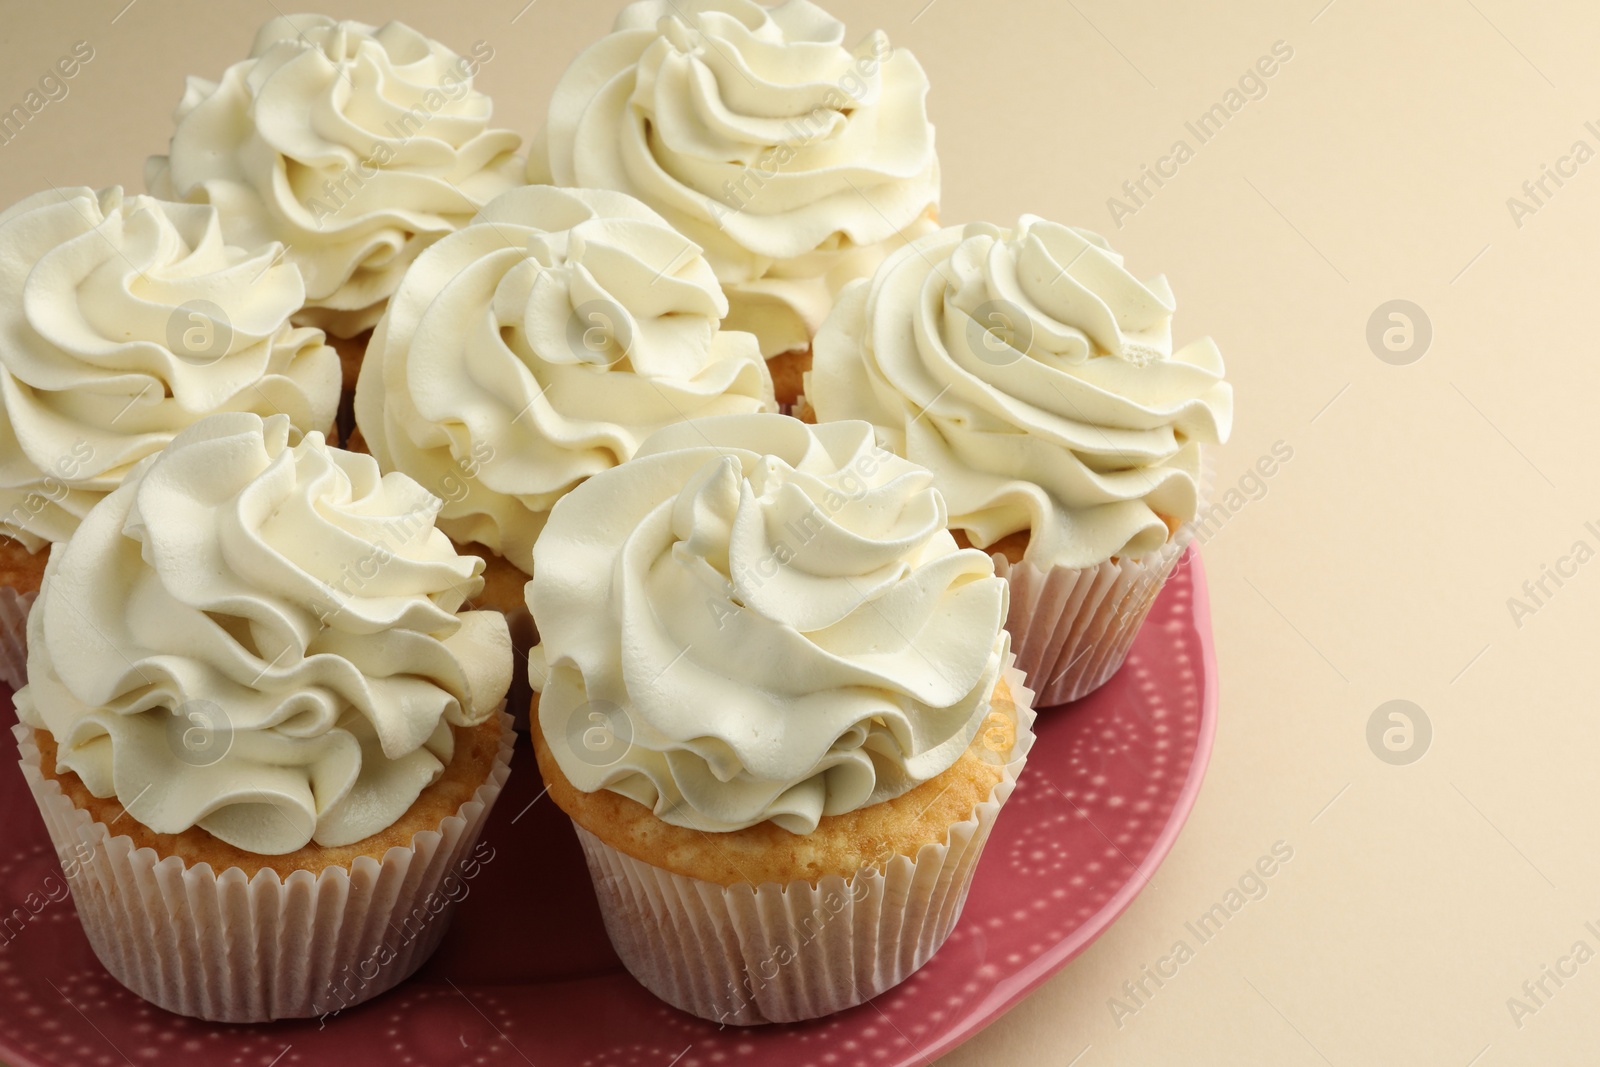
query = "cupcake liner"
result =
(996, 536, 1188, 706)
(12, 709, 514, 1023)
(572, 662, 1036, 1026)
(0, 586, 36, 691)
(1002, 452, 1216, 706)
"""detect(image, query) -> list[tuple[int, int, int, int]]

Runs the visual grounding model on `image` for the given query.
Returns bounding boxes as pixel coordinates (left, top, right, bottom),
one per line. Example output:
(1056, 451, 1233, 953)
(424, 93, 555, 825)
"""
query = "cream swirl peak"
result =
(0, 186, 339, 551)
(354, 185, 774, 574)
(529, 413, 1009, 834)
(147, 14, 524, 338)
(14, 413, 512, 855)
(809, 216, 1234, 570)
(530, 0, 940, 358)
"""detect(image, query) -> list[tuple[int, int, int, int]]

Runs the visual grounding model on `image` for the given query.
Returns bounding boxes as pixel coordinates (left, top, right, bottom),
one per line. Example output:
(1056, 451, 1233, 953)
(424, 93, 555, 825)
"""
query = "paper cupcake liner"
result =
(996, 535, 1189, 706)
(572, 662, 1036, 1026)
(12, 710, 514, 1023)
(1001, 452, 1215, 706)
(0, 586, 36, 691)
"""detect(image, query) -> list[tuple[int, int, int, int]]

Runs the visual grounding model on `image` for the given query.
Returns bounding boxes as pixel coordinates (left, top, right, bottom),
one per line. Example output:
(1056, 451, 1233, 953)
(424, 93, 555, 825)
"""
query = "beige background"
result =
(2, 0, 1597, 1063)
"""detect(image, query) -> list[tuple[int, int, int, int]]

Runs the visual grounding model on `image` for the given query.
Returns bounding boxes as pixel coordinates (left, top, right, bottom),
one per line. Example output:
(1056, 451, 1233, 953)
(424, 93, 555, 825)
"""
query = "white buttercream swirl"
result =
(530, 413, 1008, 834)
(15, 412, 512, 855)
(147, 14, 524, 338)
(354, 185, 774, 574)
(0, 186, 339, 551)
(530, 0, 939, 358)
(809, 216, 1234, 569)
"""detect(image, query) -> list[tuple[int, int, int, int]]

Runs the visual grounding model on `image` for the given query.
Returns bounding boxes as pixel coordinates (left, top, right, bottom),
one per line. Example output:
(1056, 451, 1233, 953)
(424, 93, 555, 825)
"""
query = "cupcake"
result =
(806, 216, 1232, 704)
(528, 413, 1034, 1024)
(354, 184, 774, 648)
(0, 186, 339, 690)
(146, 14, 524, 424)
(12, 412, 513, 1022)
(529, 0, 940, 407)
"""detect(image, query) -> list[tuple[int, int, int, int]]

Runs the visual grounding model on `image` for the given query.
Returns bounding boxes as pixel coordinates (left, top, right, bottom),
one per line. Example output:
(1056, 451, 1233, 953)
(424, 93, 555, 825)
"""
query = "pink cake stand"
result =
(0, 551, 1217, 1067)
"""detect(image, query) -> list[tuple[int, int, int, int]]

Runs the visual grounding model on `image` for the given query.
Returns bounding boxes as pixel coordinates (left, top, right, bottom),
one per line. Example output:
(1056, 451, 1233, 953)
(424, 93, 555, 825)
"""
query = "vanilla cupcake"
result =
(806, 217, 1232, 704)
(529, 413, 1034, 1024)
(354, 184, 774, 642)
(147, 14, 524, 416)
(0, 186, 339, 689)
(530, 0, 939, 406)
(12, 412, 513, 1022)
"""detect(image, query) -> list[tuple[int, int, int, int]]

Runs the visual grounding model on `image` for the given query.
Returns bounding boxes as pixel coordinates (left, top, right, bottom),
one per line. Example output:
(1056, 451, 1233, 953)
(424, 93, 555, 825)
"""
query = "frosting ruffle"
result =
(809, 216, 1233, 569)
(354, 185, 774, 573)
(147, 14, 524, 337)
(0, 186, 338, 550)
(530, 413, 1008, 834)
(15, 413, 512, 855)
(530, 0, 939, 357)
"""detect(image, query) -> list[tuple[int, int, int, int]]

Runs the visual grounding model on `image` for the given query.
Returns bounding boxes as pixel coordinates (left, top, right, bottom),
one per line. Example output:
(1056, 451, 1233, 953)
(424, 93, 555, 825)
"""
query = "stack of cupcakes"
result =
(6, 14, 526, 1024)
(1, 0, 1231, 1029)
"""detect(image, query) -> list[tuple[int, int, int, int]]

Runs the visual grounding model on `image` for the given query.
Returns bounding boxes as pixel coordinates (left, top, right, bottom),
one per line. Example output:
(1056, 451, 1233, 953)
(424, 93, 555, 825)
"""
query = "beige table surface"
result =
(3, 0, 1597, 1063)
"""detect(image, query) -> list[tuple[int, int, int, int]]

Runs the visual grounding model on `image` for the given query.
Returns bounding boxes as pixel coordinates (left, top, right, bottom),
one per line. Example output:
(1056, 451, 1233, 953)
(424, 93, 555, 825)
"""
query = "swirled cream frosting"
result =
(147, 14, 524, 338)
(15, 413, 512, 855)
(0, 186, 339, 552)
(808, 217, 1233, 570)
(530, 0, 940, 358)
(354, 185, 775, 574)
(529, 413, 1009, 834)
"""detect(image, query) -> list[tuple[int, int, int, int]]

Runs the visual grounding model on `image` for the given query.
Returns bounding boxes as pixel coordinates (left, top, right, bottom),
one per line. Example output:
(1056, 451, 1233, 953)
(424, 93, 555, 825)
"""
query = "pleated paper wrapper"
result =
(0, 586, 36, 691)
(572, 662, 1037, 1026)
(12, 710, 514, 1023)
(1002, 453, 1215, 707)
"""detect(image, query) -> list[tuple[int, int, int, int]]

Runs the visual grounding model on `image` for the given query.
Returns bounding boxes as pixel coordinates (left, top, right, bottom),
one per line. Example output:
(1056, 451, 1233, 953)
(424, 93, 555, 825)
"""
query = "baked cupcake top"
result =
(146, 14, 523, 339)
(0, 186, 338, 552)
(529, 0, 939, 359)
(529, 413, 1009, 834)
(14, 412, 512, 855)
(807, 216, 1233, 570)
(354, 185, 775, 574)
